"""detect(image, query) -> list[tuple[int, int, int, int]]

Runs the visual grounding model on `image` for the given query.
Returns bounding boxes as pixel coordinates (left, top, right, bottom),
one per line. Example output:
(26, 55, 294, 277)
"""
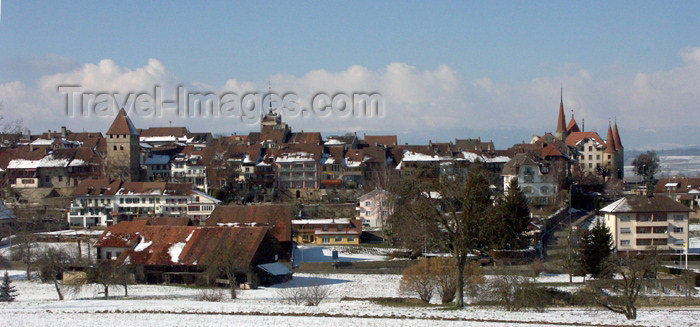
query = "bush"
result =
(197, 288, 226, 302)
(301, 284, 331, 306)
(400, 257, 485, 304)
(399, 258, 434, 303)
(277, 284, 331, 306)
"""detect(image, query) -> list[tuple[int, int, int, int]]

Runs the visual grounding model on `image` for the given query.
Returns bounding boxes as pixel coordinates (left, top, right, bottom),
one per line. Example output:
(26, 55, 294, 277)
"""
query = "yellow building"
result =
(292, 218, 362, 245)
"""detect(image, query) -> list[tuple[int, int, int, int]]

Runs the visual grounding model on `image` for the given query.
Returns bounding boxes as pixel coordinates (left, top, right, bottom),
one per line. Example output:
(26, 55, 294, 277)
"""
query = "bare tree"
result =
(399, 258, 434, 303)
(203, 241, 245, 299)
(390, 165, 496, 308)
(590, 251, 661, 320)
(88, 260, 130, 298)
(35, 247, 75, 300)
(12, 228, 38, 280)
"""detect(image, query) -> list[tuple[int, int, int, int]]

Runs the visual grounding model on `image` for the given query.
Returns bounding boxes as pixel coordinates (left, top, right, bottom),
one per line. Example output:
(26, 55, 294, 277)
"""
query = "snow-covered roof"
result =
(30, 138, 54, 146)
(292, 218, 351, 225)
(276, 152, 316, 163)
(144, 154, 171, 165)
(257, 262, 292, 276)
(37, 155, 71, 168)
(68, 159, 86, 167)
(665, 182, 680, 188)
(7, 159, 40, 169)
(401, 150, 451, 162)
(324, 139, 345, 145)
(192, 190, 222, 204)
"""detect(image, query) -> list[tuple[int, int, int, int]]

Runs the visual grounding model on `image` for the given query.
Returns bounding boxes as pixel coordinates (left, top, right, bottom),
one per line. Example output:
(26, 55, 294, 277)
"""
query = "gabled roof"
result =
(99, 221, 270, 268)
(565, 131, 605, 148)
(364, 135, 397, 147)
(287, 132, 322, 145)
(600, 195, 692, 213)
(566, 115, 580, 133)
(72, 179, 123, 196)
(654, 178, 700, 194)
(138, 127, 188, 138)
(206, 204, 292, 242)
(107, 109, 139, 135)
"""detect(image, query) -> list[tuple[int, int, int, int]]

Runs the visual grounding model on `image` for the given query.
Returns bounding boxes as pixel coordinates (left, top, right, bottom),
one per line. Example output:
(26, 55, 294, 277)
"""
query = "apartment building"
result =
(601, 195, 691, 253)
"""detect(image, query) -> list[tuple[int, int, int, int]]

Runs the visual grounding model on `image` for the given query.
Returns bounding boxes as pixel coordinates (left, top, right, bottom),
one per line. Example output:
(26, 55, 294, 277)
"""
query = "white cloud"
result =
(0, 47, 699, 150)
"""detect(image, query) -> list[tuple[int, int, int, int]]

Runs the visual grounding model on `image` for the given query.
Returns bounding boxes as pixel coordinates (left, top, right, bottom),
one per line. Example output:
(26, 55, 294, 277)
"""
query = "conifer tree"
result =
(495, 178, 532, 250)
(0, 271, 18, 302)
(579, 219, 613, 278)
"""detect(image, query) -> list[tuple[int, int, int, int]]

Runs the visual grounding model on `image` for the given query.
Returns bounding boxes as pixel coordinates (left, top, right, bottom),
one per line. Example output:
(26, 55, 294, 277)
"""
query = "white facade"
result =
(67, 189, 220, 228)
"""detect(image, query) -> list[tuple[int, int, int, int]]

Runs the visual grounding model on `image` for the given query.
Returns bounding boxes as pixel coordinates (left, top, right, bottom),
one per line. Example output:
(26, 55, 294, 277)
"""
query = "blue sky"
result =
(1, 1, 700, 149)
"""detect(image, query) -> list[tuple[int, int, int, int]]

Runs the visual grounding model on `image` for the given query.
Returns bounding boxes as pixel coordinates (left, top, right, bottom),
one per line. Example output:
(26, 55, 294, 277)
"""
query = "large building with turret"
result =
(554, 91, 624, 180)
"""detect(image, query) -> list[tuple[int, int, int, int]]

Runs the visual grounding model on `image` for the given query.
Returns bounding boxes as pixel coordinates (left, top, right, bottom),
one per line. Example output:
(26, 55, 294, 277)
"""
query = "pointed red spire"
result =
(566, 113, 580, 133)
(556, 89, 566, 134)
(604, 123, 617, 154)
(612, 119, 622, 149)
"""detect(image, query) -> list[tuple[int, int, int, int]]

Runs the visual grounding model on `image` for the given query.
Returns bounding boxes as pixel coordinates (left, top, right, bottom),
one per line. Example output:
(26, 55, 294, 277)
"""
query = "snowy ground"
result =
(2, 269, 699, 327)
(292, 245, 393, 263)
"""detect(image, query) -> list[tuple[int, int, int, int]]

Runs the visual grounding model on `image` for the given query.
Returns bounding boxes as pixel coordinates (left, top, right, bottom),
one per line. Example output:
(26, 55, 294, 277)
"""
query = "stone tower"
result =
(612, 120, 624, 179)
(604, 123, 619, 180)
(105, 109, 141, 181)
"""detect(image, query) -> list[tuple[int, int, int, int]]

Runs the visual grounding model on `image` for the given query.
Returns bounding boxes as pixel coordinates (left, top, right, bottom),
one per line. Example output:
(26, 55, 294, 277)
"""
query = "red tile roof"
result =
(206, 204, 292, 242)
(565, 131, 605, 148)
(107, 109, 139, 135)
(364, 135, 397, 147)
(139, 127, 188, 137)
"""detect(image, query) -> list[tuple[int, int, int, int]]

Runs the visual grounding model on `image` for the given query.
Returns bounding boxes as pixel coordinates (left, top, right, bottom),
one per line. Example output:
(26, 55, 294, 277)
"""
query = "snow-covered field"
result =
(2, 270, 699, 327)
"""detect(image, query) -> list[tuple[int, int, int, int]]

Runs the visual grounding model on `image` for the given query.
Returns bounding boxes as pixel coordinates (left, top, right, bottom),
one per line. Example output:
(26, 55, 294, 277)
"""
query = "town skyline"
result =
(2, 2, 700, 150)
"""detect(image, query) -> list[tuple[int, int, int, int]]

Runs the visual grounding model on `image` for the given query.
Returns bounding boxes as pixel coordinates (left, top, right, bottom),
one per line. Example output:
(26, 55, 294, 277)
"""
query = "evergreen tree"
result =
(0, 271, 18, 302)
(579, 218, 614, 278)
(495, 178, 532, 250)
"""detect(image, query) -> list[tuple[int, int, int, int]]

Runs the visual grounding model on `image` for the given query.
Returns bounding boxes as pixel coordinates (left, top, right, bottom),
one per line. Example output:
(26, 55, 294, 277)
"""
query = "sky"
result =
(1, 1, 700, 150)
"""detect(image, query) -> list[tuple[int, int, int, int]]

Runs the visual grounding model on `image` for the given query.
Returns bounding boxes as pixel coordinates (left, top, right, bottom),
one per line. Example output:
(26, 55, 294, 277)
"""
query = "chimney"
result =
(61, 126, 67, 137)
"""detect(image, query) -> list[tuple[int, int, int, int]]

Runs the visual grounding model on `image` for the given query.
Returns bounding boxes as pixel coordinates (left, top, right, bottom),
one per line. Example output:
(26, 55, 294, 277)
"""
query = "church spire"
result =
(555, 88, 567, 141)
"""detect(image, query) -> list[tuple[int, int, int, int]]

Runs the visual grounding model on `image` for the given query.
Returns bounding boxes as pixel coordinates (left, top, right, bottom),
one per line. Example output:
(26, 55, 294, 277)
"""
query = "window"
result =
(673, 227, 684, 233)
(106, 251, 112, 260)
(58, 176, 63, 182)
(620, 240, 630, 246)
(365, 211, 372, 216)
(322, 237, 330, 244)
(365, 201, 371, 206)
(322, 225, 328, 231)
(620, 215, 630, 222)
(347, 236, 355, 242)
(607, 155, 611, 159)
(588, 163, 592, 168)
(120, 145, 124, 151)
(653, 214, 667, 222)
(337, 225, 344, 231)
(335, 236, 343, 242)
(636, 227, 651, 234)
(588, 146, 592, 151)
(652, 226, 667, 234)
(113, 145, 117, 151)
(620, 227, 631, 234)
(636, 239, 652, 246)
(120, 198, 124, 204)
(636, 214, 651, 222)
(588, 155, 592, 160)
(674, 214, 685, 221)
(596, 155, 600, 160)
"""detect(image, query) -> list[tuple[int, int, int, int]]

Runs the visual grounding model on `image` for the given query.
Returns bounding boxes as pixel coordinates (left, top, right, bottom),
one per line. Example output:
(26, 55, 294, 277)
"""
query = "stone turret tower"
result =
(105, 109, 141, 181)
